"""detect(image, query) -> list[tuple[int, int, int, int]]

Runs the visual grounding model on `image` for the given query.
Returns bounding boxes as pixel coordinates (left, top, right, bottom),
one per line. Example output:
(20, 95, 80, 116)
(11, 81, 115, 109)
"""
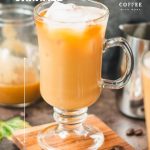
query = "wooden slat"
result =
(12, 115, 134, 150)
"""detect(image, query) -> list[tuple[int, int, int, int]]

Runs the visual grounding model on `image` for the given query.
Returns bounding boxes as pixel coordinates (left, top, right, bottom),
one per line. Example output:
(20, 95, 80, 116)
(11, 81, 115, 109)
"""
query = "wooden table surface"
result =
(0, 89, 147, 150)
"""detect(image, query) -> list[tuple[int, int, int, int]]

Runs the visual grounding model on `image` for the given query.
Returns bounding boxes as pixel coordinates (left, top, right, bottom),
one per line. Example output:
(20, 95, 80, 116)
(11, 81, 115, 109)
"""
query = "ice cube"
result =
(45, 1, 106, 23)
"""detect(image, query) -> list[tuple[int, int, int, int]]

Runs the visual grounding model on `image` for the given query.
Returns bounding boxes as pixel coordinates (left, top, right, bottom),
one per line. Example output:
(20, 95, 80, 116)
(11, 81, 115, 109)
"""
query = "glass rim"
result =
(0, 4, 34, 25)
(141, 50, 150, 71)
(34, 0, 109, 23)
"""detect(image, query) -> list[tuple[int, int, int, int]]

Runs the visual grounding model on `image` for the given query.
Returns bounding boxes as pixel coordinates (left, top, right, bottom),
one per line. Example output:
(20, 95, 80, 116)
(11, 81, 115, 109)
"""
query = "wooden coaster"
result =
(12, 115, 134, 150)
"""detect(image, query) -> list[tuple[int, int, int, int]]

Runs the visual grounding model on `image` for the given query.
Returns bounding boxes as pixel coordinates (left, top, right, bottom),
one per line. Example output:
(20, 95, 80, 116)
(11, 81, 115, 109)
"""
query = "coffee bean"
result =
(126, 128, 135, 136)
(110, 145, 124, 150)
(134, 129, 143, 136)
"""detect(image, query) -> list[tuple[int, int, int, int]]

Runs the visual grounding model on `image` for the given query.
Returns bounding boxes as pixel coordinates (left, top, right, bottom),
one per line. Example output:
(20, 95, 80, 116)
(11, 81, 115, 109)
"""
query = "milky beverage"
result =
(142, 52, 150, 149)
(36, 2, 108, 110)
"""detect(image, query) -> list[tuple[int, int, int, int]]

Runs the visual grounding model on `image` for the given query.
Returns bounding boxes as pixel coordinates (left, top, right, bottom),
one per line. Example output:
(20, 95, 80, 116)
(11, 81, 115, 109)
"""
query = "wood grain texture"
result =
(12, 115, 134, 150)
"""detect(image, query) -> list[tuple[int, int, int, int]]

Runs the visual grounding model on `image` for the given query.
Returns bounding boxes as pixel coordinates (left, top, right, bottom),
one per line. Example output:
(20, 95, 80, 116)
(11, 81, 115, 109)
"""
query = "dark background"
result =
(1, 0, 150, 79)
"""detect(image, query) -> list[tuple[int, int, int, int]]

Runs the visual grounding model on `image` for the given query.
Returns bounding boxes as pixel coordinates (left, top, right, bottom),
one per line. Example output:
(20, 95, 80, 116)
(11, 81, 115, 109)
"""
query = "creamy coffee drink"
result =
(36, 2, 108, 110)
(35, 1, 134, 149)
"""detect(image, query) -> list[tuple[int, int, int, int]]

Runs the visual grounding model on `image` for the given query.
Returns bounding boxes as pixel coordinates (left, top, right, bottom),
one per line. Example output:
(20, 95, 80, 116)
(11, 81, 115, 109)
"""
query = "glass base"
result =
(38, 108, 104, 150)
(0, 101, 33, 108)
(0, 99, 39, 108)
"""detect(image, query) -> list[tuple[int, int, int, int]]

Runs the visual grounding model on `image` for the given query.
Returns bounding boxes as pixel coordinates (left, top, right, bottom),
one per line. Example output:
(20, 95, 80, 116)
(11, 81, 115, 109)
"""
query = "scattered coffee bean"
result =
(134, 129, 143, 136)
(110, 145, 124, 150)
(126, 128, 135, 136)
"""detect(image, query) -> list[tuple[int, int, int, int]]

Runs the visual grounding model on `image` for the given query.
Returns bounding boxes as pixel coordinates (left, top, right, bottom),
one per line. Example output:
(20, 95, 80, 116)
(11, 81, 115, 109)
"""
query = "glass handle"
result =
(100, 37, 134, 89)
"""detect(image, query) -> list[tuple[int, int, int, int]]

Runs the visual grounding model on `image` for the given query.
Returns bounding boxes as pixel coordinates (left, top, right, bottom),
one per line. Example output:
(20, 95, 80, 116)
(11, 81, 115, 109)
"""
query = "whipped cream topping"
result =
(45, 2, 106, 23)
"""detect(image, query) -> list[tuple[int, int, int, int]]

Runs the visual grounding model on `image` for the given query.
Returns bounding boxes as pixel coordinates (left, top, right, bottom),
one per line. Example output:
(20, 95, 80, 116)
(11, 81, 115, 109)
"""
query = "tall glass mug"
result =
(142, 51, 150, 149)
(34, 0, 134, 149)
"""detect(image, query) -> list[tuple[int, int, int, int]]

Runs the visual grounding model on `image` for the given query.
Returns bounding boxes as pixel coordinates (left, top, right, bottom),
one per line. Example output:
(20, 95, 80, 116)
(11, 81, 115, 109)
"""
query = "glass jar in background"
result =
(0, 4, 40, 107)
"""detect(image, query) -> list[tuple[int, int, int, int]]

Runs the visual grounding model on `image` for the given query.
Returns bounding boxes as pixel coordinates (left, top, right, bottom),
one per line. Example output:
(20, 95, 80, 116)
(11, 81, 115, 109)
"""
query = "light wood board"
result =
(12, 115, 134, 150)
